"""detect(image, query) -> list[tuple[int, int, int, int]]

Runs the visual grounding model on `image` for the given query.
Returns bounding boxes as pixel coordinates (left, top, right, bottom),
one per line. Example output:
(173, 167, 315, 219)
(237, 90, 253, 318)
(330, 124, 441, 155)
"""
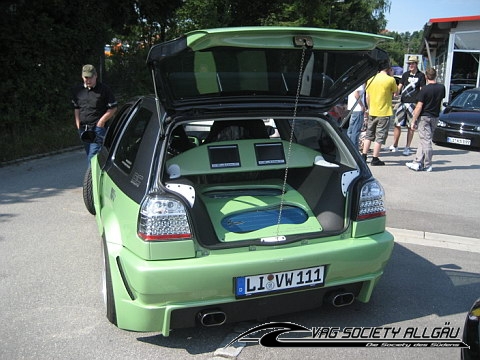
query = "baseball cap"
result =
(407, 56, 418, 63)
(82, 64, 97, 77)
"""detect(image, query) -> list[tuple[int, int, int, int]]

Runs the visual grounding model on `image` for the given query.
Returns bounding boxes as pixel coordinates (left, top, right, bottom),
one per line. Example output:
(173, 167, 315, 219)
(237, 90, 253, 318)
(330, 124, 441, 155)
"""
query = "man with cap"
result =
(72, 64, 117, 164)
(389, 55, 426, 156)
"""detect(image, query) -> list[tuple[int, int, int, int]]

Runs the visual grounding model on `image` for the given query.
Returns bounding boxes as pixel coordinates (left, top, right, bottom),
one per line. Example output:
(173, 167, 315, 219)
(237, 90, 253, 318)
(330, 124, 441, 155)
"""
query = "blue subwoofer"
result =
(221, 205, 308, 233)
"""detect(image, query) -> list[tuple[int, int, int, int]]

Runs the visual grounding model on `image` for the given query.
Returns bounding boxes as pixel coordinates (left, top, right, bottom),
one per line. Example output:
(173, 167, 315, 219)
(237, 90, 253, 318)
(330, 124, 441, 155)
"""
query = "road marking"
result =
(388, 227, 479, 253)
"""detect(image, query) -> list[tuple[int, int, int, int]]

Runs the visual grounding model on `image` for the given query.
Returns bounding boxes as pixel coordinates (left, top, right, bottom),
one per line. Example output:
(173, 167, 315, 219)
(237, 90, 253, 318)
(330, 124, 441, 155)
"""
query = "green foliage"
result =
(104, 46, 153, 103)
(173, 0, 392, 33)
(381, 30, 424, 66)
(0, 0, 113, 162)
(0, 0, 422, 163)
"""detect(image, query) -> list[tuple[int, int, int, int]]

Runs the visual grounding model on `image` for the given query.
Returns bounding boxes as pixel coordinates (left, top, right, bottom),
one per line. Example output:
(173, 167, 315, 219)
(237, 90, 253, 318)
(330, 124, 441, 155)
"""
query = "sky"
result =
(385, 0, 480, 33)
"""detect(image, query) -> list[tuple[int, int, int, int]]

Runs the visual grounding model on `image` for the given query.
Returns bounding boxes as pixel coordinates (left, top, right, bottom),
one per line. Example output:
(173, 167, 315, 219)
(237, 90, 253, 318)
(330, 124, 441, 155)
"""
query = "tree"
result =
(381, 30, 424, 67)
(1, 0, 412, 162)
(172, 0, 392, 34)
(173, 0, 278, 33)
(0, 0, 116, 160)
(0, 0, 171, 161)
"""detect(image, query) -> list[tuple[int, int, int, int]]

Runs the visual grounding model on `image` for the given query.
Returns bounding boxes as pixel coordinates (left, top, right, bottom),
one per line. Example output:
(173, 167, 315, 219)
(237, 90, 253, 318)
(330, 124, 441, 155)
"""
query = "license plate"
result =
(235, 265, 325, 298)
(447, 137, 471, 145)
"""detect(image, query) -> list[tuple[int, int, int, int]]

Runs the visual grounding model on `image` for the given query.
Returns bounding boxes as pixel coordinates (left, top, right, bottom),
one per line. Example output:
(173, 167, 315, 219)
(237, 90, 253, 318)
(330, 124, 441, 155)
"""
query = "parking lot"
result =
(366, 127, 479, 241)
(0, 130, 478, 360)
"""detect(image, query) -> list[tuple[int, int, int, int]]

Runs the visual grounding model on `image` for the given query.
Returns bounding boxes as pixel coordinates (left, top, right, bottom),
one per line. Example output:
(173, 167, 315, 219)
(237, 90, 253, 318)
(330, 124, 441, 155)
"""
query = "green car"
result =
(84, 27, 394, 336)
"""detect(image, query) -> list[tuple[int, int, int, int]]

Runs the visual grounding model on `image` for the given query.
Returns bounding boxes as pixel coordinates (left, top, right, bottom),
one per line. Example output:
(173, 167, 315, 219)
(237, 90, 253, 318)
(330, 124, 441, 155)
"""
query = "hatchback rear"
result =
(86, 27, 395, 335)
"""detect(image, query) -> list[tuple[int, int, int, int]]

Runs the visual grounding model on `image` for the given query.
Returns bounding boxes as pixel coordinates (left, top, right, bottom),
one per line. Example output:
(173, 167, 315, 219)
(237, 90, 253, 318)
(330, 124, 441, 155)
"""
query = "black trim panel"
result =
(170, 282, 362, 330)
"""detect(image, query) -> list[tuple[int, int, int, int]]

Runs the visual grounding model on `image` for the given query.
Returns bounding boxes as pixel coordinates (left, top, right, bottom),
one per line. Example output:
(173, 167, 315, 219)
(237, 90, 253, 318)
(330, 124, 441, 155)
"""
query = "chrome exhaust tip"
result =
(327, 292, 355, 307)
(198, 310, 227, 327)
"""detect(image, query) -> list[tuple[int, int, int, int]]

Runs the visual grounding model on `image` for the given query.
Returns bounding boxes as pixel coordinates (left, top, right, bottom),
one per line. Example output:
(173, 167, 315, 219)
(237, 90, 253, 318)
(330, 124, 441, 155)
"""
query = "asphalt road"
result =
(370, 132, 480, 239)
(0, 141, 478, 360)
(234, 242, 479, 360)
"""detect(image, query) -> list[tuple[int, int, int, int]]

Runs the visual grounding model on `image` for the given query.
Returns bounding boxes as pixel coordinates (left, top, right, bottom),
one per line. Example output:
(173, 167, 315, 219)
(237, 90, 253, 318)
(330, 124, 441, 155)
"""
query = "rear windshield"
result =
(155, 47, 378, 102)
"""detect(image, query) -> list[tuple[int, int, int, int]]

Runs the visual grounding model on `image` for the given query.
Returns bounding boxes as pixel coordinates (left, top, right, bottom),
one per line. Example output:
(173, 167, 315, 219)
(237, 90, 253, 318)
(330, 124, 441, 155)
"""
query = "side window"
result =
(292, 119, 337, 156)
(103, 103, 135, 151)
(113, 107, 152, 174)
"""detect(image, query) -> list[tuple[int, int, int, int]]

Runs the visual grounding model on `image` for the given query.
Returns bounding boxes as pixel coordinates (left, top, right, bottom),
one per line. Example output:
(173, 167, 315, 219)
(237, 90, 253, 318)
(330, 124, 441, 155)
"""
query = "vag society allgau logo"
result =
(225, 322, 468, 349)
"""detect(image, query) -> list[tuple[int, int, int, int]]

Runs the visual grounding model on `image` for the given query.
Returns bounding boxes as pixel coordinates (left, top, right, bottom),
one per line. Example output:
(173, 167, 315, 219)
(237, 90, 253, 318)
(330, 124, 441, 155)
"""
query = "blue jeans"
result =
(347, 111, 364, 148)
(79, 126, 106, 165)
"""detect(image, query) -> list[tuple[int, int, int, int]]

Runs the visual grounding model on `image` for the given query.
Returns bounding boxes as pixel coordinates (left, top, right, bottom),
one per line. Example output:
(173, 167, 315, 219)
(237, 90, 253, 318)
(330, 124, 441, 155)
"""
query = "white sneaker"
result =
(406, 162, 421, 171)
(389, 145, 398, 152)
(423, 166, 433, 172)
(402, 147, 411, 156)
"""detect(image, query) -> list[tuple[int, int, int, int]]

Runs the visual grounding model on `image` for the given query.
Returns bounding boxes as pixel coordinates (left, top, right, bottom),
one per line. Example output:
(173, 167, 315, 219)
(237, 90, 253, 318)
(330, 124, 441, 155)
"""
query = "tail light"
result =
(138, 194, 192, 241)
(356, 180, 386, 220)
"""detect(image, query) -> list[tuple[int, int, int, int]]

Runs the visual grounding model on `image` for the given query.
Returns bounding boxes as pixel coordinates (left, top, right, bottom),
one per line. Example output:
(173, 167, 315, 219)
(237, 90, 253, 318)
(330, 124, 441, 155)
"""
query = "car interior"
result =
(163, 117, 358, 246)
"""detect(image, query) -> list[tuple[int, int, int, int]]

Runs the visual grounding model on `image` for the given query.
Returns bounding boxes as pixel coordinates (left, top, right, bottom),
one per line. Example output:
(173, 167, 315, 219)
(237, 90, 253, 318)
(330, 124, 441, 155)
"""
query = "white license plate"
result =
(235, 265, 325, 298)
(447, 137, 471, 145)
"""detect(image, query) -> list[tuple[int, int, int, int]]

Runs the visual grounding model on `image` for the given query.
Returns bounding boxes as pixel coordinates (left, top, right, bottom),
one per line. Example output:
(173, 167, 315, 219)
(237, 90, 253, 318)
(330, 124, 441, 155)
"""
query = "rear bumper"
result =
(107, 231, 394, 335)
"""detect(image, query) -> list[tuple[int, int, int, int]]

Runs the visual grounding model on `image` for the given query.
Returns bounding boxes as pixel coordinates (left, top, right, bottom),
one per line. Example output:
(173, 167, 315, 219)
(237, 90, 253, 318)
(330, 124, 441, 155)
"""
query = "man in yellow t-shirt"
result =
(361, 61, 398, 166)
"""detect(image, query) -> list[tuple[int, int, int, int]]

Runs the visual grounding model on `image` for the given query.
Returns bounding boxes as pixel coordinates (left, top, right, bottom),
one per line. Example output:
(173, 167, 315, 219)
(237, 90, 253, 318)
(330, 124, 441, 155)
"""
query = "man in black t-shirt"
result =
(406, 68, 445, 172)
(72, 64, 117, 164)
(390, 56, 426, 156)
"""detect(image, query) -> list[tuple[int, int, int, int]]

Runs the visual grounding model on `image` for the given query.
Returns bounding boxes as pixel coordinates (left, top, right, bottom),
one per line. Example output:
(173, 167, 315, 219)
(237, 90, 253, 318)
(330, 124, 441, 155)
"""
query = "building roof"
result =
(420, 15, 480, 54)
(428, 15, 480, 25)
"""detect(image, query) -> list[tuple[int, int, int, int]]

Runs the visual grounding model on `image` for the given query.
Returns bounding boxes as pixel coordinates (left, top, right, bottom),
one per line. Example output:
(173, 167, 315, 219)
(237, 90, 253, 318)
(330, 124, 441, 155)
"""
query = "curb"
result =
(388, 227, 479, 253)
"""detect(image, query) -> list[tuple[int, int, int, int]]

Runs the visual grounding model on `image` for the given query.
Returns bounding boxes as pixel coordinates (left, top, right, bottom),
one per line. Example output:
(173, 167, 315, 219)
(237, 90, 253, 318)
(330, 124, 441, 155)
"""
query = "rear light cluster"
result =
(357, 180, 386, 220)
(138, 195, 192, 241)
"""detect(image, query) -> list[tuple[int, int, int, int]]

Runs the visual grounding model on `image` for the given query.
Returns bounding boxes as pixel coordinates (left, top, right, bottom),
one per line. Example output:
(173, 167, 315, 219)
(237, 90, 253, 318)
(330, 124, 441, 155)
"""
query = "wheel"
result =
(82, 167, 96, 215)
(102, 237, 117, 326)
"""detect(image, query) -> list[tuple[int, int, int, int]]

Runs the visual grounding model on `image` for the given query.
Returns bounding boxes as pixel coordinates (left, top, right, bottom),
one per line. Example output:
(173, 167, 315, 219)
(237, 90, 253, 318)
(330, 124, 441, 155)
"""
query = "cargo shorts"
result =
(365, 115, 390, 144)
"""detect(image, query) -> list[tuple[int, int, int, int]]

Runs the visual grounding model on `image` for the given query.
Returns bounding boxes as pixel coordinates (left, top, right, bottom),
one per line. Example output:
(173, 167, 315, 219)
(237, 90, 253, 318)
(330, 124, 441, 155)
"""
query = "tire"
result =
(82, 167, 96, 215)
(102, 237, 117, 326)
